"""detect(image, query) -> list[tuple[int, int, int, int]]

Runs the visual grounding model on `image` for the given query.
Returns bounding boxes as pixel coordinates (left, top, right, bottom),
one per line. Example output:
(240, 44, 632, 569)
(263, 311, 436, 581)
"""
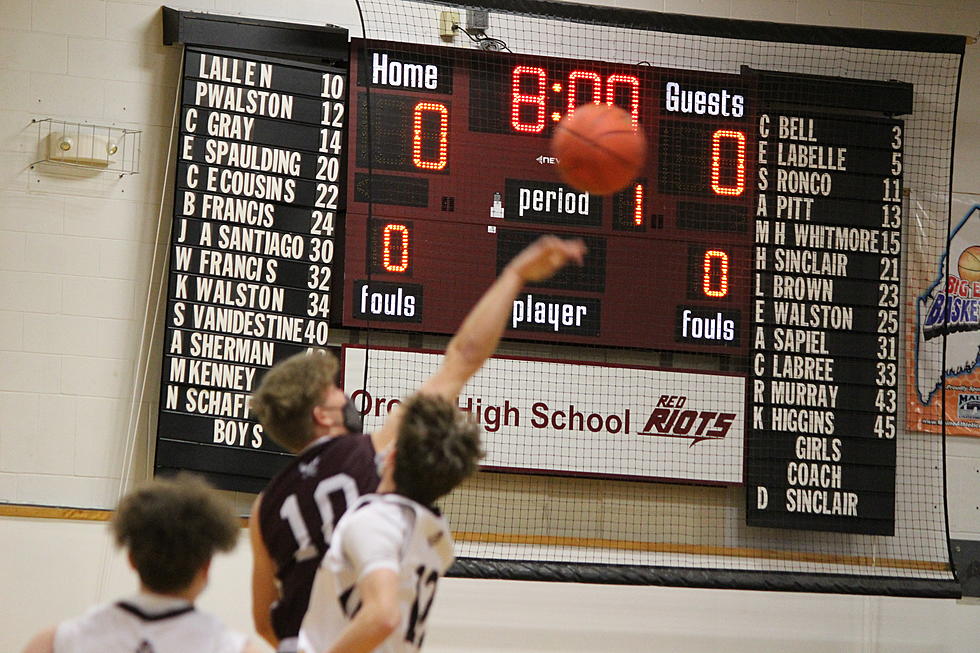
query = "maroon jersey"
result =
(258, 434, 380, 644)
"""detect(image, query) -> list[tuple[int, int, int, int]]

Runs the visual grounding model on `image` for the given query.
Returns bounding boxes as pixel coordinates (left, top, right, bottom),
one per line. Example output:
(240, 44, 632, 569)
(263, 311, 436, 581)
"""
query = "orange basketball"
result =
(551, 103, 647, 195)
(957, 245, 980, 282)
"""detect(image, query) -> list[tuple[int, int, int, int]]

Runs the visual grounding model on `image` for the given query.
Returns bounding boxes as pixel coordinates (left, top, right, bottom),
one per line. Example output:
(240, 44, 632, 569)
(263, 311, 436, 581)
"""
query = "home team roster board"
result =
(156, 48, 347, 489)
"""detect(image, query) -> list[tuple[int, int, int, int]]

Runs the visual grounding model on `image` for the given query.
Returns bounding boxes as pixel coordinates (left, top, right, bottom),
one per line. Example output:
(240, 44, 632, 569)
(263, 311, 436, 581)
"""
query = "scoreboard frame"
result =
(157, 7, 922, 539)
(342, 38, 756, 354)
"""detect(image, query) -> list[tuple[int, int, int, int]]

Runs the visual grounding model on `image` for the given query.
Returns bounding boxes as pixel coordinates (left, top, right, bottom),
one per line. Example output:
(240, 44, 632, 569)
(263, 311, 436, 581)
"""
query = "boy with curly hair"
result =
(21, 474, 262, 653)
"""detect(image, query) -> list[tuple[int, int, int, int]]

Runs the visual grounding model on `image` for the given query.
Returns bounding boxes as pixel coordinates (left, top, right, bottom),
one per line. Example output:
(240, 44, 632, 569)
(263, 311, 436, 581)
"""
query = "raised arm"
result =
(370, 235, 586, 452)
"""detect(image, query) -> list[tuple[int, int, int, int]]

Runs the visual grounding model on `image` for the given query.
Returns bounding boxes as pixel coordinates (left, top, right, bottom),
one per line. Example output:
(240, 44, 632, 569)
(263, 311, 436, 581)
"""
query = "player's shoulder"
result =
(342, 494, 448, 539)
(379, 493, 446, 525)
(266, 434, 375, 488)
(343, 493, 412, 527)
(54, 604, 109, 652)
(56, 601, 116, 635)
(188, 611, 250, 653)
(353, 492, 430, 515)
(330, 494, 412, 561)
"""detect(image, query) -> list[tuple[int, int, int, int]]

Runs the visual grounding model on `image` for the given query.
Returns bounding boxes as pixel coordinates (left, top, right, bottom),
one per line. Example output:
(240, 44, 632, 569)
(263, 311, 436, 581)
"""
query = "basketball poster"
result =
(908, 194, 980, 436)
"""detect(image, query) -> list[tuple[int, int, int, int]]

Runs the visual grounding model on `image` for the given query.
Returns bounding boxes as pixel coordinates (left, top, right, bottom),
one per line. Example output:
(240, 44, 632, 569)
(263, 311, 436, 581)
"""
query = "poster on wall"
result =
(908, 194, 980, 435)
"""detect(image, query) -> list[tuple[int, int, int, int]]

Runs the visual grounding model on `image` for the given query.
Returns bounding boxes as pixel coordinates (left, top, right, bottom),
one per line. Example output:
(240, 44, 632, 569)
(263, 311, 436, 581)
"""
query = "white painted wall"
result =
(1, 514, 979, 653)
(1, 1, 978, 652)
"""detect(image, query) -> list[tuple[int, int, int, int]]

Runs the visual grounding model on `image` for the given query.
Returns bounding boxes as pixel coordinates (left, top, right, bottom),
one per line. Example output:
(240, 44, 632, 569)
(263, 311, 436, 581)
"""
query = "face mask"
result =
(342, 396, 363, 433)
(375, 447, 389, 477)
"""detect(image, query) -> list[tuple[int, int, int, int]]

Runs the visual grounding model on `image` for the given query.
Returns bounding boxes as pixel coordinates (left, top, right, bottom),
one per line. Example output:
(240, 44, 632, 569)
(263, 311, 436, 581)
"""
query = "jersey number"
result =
(279, 473, 359, 562)
(405, 565, 439, 647)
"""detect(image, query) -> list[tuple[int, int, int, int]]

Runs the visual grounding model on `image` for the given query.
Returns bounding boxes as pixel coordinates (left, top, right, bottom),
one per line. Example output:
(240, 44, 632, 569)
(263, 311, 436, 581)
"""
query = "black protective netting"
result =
(344, 0, 963, 595)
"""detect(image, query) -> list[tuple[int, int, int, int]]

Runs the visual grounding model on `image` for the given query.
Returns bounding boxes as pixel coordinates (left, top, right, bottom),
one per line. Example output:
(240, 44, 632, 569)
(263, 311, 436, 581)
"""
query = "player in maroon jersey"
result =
(249, 351, 382, 652)
(248, 235, 586, 652)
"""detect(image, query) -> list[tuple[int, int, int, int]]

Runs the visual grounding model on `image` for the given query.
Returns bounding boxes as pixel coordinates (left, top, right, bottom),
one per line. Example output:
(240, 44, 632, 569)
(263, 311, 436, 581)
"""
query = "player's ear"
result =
(312, 402, 333, 428)
(191, 559, 212, 597)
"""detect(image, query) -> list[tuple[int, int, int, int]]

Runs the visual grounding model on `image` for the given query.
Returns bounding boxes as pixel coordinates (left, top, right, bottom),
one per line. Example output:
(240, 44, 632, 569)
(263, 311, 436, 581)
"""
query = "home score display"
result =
(343, 40, 753, 353)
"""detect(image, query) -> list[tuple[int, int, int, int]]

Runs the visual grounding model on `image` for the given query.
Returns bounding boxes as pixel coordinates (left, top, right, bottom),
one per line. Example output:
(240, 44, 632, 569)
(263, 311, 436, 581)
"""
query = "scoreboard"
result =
(156, 27, 911, 535)
(342, 40, 753, 352)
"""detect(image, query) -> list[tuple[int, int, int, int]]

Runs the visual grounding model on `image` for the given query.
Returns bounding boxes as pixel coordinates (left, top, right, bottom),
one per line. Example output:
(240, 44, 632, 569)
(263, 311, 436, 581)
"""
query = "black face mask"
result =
(342, 396, 363, 433)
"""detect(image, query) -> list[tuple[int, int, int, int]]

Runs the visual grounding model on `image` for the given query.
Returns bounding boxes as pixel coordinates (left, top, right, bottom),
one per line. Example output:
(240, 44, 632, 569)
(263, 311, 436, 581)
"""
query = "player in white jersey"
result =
(298, 394, 478, 653)
(297, 237, 588, 653)
(20, 474, 264, 653)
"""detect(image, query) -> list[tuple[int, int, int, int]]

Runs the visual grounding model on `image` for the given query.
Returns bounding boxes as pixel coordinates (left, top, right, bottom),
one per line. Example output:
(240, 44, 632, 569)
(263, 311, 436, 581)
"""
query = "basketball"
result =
(957, 245, 980, 281)
(551, 103, 647, 195)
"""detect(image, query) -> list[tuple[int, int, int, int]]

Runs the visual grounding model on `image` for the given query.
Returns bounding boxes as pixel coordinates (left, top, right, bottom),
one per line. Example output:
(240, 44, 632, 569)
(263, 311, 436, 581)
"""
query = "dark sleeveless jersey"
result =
(258, 433, 381, 643)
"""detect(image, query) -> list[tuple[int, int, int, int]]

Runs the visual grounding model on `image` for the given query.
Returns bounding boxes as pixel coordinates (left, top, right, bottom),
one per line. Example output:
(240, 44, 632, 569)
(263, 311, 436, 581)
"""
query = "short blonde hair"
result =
(250, 349, 339, 452)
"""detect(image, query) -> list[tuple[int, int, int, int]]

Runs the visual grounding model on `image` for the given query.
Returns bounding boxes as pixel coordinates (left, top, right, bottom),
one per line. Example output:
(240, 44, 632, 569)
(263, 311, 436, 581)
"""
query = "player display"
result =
(160, 49, 345, 490)
(746, 92, 906, 535)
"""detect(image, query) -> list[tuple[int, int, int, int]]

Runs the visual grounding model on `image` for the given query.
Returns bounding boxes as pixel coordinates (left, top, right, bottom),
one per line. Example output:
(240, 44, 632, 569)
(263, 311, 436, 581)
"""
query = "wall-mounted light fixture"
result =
(33, 118, 141, 176)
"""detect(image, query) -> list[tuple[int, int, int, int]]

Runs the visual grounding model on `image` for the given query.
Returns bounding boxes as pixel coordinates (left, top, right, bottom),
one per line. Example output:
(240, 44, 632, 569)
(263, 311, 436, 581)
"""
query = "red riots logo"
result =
(638, 394, 736, 446)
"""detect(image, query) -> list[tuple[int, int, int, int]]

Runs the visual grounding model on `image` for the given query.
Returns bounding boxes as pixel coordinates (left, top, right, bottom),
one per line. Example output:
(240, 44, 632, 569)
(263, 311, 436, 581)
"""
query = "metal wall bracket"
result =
(32, 118, 141, 176)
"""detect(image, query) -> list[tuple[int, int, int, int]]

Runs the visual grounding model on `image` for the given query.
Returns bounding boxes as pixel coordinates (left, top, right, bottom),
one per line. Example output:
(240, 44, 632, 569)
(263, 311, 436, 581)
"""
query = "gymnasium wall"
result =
(0, 1, 978, 652)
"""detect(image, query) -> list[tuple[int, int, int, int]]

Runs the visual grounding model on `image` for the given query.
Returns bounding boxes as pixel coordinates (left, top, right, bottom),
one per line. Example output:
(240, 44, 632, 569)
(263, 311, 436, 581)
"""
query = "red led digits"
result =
(511, 66, 546, 133)
(710, 129, 746, 196)
(567, 70, 602, 116)
(564, 73, 641, 131)
(633, 183, 644, 226)
(412, 102, 448, 170)
(702, 249, 729, 298)
(605, 74, 640, 131)
(382, 223, 410, 273)
(510, 68, 643, 134)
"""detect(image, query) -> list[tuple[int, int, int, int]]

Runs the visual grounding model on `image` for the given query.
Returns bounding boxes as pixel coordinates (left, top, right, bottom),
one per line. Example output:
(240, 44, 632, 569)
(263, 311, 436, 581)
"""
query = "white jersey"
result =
(54, 593, 247, 653)
(298, 494, 454, 653)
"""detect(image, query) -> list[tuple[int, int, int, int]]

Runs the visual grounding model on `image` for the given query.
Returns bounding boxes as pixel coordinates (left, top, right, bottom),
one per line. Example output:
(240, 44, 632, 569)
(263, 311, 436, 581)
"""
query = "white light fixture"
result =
(49, 132, 111, 167)
(33, 118, 141, 175)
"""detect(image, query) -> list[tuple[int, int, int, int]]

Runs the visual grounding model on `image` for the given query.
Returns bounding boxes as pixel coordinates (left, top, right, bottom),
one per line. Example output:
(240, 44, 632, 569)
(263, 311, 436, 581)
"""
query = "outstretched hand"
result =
(507, 236, 587, 283)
